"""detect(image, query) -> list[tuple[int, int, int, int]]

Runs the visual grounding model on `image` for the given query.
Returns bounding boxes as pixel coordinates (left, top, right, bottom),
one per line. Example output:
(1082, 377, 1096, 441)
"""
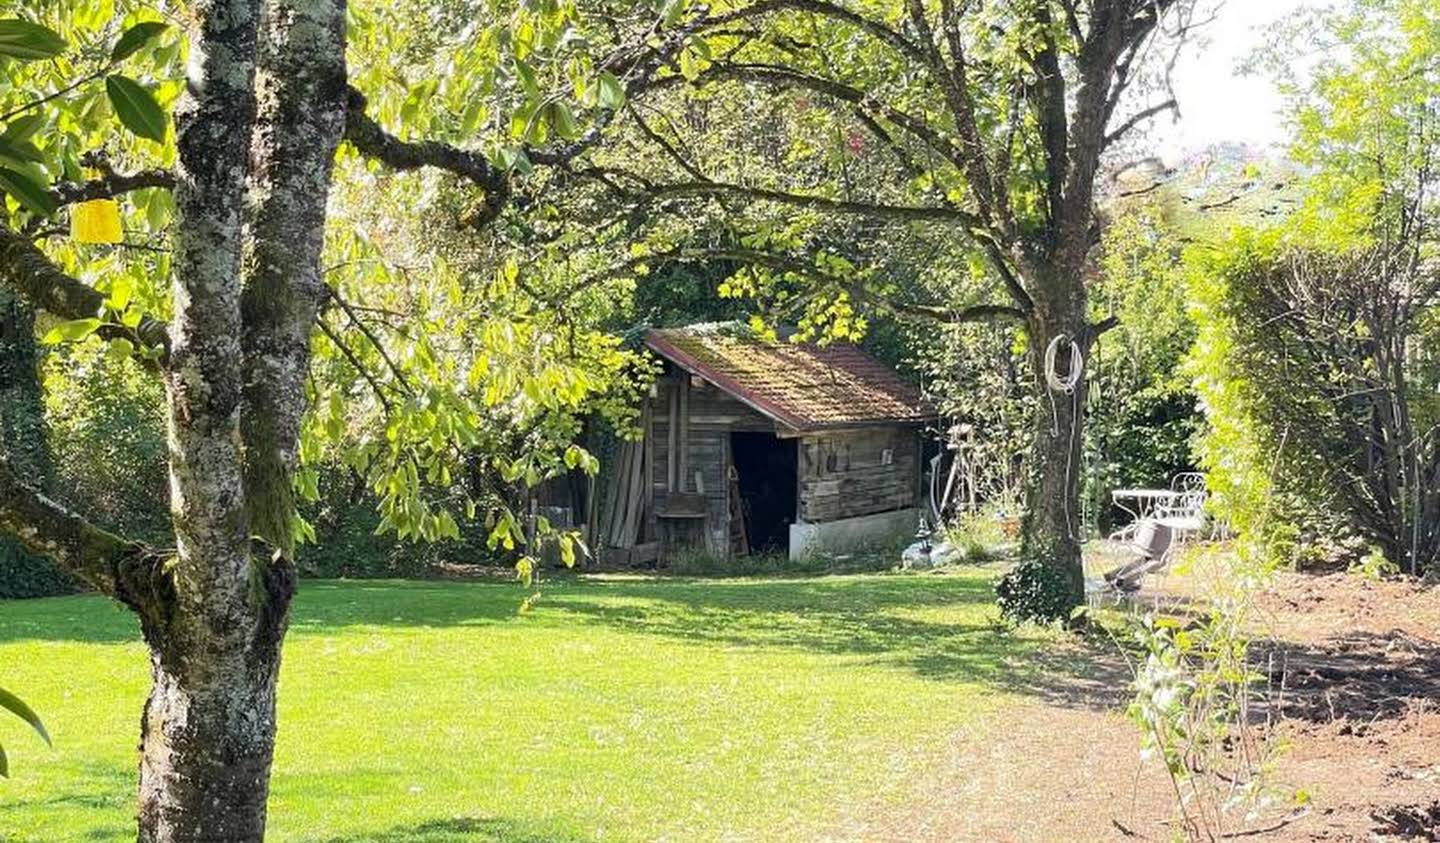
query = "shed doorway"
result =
(730, 432, 798, 554)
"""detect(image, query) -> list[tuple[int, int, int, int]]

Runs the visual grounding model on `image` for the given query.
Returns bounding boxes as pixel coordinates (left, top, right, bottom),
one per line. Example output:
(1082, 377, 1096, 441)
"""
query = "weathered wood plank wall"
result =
(650, 369, 772, 554)
(798, 428, 918, 523)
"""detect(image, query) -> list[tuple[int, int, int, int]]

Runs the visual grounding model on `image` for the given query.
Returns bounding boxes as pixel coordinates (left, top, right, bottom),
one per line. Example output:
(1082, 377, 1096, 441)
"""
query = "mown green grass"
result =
(0, 570, 1044, 842)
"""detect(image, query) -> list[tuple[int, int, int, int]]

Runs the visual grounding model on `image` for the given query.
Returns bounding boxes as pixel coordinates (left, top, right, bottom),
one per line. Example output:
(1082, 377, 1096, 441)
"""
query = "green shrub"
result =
(1186, 231, 1439, 573)
(42, 341, 169, 543)
(0, 543, 79, 599)
(995, 558, 1076, 625)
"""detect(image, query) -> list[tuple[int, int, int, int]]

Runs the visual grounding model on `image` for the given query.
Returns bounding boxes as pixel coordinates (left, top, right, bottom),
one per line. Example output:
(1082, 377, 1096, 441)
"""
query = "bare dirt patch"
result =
(831, 565, 1440, 841)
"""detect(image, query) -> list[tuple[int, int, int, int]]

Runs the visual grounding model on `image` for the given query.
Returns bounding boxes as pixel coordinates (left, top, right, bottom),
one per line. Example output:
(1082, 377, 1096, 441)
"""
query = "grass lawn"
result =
(0, 569, 1043, 842)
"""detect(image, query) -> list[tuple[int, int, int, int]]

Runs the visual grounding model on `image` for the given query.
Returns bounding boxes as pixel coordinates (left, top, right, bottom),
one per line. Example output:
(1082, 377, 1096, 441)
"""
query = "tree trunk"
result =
(132, 0, 347, 837)
(1019, 288, 1091, 610)
(136, 571, 292, 842)
(138, 0, 268, 838)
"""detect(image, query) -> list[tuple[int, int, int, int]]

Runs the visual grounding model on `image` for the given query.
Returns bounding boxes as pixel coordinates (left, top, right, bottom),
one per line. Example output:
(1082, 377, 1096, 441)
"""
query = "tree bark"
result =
(138, 0, 269, 837)
(135, 0, 348, 837)
(241, 0, 349, 557)
(1019, 274, 1091, 608)
(136, 561, 293, 843)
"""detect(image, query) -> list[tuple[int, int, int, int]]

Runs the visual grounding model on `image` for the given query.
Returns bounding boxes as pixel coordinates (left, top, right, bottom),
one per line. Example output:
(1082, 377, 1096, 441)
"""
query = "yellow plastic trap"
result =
(71, 198, 123, 244)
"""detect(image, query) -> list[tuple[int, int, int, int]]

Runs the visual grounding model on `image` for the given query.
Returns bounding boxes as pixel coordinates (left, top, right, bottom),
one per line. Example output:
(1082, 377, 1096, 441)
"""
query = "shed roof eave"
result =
(645, 332, 811, 430)
(644, 329, 934, 431)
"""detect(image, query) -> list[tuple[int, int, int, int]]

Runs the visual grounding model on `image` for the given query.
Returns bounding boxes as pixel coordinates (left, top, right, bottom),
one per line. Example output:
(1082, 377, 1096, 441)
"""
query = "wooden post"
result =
(666, 378, 679, 493)
(641, 399, 653, 543)
(677, 374, 690, 493)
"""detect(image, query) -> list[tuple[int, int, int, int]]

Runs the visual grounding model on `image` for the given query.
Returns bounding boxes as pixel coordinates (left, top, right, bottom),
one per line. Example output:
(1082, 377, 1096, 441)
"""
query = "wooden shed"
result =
(598, 323, 935, 564)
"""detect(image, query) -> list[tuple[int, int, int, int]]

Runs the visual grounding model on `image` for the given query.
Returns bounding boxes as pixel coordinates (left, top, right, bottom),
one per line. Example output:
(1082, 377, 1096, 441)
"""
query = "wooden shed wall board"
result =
(650, 372, 774, 555)
(798, 427, 919, 523)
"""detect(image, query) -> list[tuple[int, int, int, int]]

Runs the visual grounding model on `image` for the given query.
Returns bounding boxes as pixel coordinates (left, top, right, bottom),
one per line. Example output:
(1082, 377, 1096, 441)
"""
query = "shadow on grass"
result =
(536, 573, 1132, 709)
(0, 579, 526, 644)
(0, 572, 1134, 710)
(308, 817, 593, 843)
(0, 592, 141, 644)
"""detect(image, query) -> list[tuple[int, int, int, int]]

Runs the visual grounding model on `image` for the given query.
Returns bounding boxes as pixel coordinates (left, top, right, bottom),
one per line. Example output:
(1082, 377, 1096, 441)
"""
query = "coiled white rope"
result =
(1044, 334, 1084, 394)
(1043, 333, 1085, 542)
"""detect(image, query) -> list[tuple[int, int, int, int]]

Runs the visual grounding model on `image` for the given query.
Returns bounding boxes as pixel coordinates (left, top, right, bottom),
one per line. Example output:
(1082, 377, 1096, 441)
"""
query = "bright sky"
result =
(1157, 0, 1323, 161)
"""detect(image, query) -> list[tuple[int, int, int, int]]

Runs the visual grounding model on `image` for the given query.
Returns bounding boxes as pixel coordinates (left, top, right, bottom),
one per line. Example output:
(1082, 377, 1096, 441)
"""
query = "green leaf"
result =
(514, 60, 540, 100)
(0, 166, 55, 216)
(496, 145, 531, 174)
(110, 22, 169, 63)
(546, 101, 579, 140)
(0, 687, 50, 746)
(459, 99, 488, 136)
(659, 0, 687, 25)
(108, 274, 133, 311)
(105, 337, 135, 363)
(597, 72, 625, 110)
(0, 132, 43, 164)
(41, 318, 103, 345)
(0, 742, 7, 777)
(0, 19, 66, 61)
(105, 75, 167, 142)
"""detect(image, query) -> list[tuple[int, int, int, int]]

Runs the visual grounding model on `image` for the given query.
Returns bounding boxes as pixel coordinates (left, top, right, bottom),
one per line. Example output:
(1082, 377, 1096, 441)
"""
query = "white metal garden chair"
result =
(1155, 472, 1207, 543)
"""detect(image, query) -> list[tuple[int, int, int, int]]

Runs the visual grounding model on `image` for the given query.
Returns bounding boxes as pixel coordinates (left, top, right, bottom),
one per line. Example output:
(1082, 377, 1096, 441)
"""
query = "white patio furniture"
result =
(1110, 487, 1179, 541)
(1155, 472, 1207, 542)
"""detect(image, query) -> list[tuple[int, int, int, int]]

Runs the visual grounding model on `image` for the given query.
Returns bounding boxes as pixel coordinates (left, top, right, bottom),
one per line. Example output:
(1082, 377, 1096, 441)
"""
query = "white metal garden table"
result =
(1110, 488, 1180, 540)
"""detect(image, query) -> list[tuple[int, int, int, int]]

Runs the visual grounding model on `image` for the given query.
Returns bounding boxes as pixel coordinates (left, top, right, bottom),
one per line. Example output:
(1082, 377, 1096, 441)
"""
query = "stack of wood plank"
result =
(598, 402, 653, 562)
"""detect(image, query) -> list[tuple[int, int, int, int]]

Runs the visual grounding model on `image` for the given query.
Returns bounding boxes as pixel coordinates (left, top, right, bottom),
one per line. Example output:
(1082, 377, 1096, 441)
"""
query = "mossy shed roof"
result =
(644, 325, 935, 432)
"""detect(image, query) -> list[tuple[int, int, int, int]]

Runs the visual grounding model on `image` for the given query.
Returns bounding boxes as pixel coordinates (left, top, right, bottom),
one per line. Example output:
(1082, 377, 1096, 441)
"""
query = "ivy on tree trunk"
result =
(0, 287, 76, 598)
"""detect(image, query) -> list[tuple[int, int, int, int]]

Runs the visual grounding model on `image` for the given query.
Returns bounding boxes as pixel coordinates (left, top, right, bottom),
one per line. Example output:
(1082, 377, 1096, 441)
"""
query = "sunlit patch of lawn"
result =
(0, 569, 1042, 842)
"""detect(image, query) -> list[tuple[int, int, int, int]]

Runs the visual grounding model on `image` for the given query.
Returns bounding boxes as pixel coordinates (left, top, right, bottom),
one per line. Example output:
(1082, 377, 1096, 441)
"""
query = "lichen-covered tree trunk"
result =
(241, 0, 349, 557)
(134, 0, 348, 839)
(139, 0, 265, 834)
(136, 580, 292, 842)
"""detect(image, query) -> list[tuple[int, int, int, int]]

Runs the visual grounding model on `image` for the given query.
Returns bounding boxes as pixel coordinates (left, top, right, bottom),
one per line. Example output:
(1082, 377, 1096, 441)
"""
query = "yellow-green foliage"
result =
(1183, 232, 1286, 560)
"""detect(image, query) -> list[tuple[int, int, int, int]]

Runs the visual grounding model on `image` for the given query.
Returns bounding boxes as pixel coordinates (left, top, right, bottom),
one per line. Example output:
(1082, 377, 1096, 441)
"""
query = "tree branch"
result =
(641, 179, 985, 228)
(527, 7, 716, 167)
(706, 0, 928, 66)
(1103, 98, 1178, 148)
(323, 285, 413, 395)
(342, 88, 511, 228)
(0, 227, 170, 356)
(49, 169, 175, 208)
(1089, 313, 1121, 339)
(316, 316, 394, 414)
(982, 239, 1035, 312)
(1031, 4, 1069, 236)
(0, 457, 162, 601)
(935, 0, 1004, 225)
(628, 102, 710, 183)
(696, 62, 966, 169)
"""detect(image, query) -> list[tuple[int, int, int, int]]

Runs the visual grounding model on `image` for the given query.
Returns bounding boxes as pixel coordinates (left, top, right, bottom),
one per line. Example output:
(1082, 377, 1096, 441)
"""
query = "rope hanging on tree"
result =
(1042, 332, 1086, 543)
(1044, 333, 1084, 393)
